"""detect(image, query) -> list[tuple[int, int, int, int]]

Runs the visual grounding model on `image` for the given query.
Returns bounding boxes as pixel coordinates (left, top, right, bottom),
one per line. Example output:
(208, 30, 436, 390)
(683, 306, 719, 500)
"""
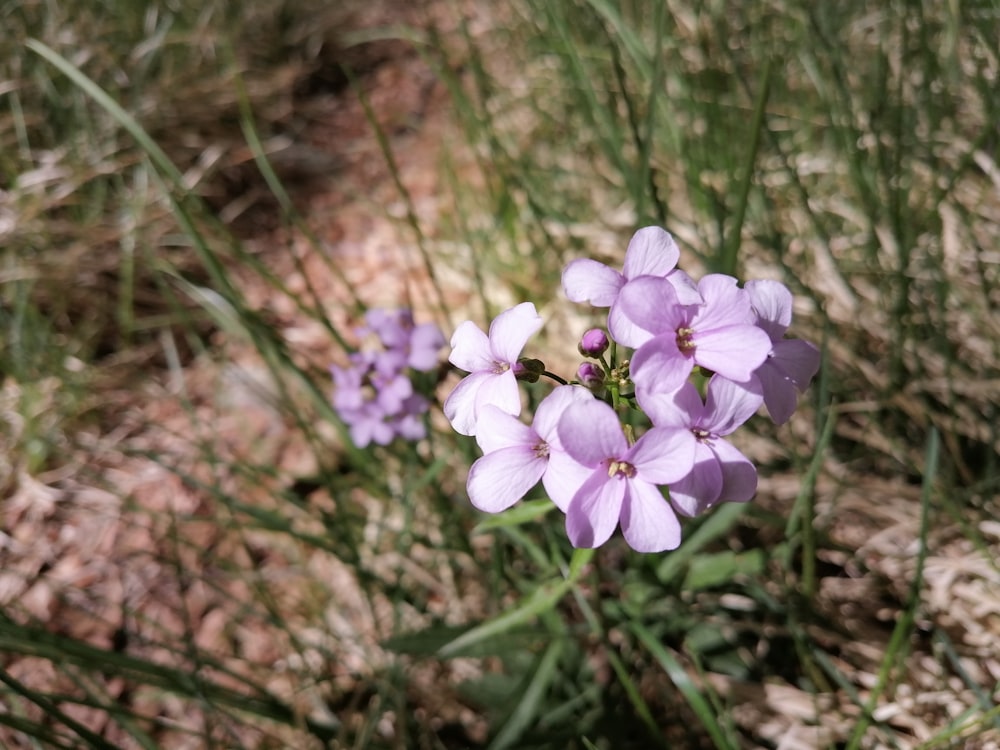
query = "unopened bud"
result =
(514, 357, 545, 383)
(578, 328, 610, 357)
(576, 362, 605, 392)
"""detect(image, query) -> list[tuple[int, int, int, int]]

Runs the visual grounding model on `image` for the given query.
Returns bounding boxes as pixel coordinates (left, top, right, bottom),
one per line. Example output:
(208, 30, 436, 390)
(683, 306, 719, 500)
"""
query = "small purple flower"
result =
(562, 226, 684, 307)
(745, 280, 821, 424)
(643, 375, 763, 516)
(466, 386, 594, 513)
(617, 275, 772, 396)
(558, 399, 696, 552)
(578, 328, 610, 357)
(444, 302, 543, 436)
(360, 308, 445, 374)
(563, 226, 702, 347)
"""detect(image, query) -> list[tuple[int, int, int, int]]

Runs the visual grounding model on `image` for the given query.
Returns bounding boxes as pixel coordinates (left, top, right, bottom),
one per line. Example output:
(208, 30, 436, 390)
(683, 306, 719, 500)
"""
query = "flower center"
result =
(607, 459, 636, 479)
(533, 441, 550, 459)
(675, 326, 695, 352)
(492, 360, 511, 375)
(692, 427, 714, 443)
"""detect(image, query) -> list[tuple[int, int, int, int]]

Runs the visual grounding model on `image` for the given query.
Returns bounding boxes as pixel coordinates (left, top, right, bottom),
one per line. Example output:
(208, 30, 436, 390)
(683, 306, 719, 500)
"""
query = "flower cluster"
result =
(331, 308, 445, 447)
(444, 227, 820, 553)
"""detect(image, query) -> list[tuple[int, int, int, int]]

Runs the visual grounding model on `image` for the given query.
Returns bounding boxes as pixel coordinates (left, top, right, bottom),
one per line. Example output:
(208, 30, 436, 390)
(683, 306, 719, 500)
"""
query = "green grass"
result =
(3, 0, 1000, 748)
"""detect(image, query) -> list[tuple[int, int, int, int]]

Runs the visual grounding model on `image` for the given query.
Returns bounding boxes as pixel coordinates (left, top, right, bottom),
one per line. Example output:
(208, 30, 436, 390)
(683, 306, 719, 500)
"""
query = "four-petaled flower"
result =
(558, 399, 696, 552)
(617, 274, 773, 397)
(643, 375, 763, 516)
(444, 302, 543, 436)
(467, 385, 594, 513)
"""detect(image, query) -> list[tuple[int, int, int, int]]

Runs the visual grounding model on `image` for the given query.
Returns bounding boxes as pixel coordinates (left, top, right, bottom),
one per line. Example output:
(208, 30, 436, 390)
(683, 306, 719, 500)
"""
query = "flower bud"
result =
(576, 361, 605, 392)
(578, 328, 609, 357)
(513, 357, 545, 383)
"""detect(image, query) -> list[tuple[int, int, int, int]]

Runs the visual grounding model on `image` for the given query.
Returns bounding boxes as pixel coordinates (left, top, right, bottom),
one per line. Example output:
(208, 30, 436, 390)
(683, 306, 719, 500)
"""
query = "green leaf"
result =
(472, 499, 557, 533)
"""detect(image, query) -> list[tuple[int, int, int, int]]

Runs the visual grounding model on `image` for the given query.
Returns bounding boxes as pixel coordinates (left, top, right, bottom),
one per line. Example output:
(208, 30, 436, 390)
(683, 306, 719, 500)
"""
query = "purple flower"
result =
(558, 399, 696, 552)
(562, 226, 685, 306)
(443, 302, 543, 436)
(617, 275, 772, 396)
(360, 308, 445, 374)
(562, 226, 701, 347)
(643, 375, 763, 516)
(466, 386, 594, 513)
(745, 280, 821, 424)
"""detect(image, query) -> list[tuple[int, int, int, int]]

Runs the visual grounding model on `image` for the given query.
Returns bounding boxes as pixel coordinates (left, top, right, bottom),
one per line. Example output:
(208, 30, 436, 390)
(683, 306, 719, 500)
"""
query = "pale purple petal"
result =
(692, 325, 771, 382)
(745, 279, 793, 340)
(691, 274, 754, 330)
(616, 276, 685, 336)
(562, 259, 625, 307)
(408, 323, 446, 371)
(756, 362, 799, 425)
(566, 471, 625, 548)
(449, 321, 493, 372)
(443, 371, 491, 436)
(488, 302, 543, 363)
(533, 385, 594, 442)
(542, 451, 594, 512)
(473, 369, 521, 421)
(621, 226, 680, 279)
(608, 298, 655, 349)
(669, 444, 723, 516)
(666, 269, 704, 305)
(712, 440, 758, 504)
(771, 339, 821, 390)
(630, 336, 694, 396)
(756, 339, 820, 424)
(475, 404, 537, 454)
(639, 381, 703, 429)
(626, 427, 697, 485)
(620, 480, 682, 552)
(467, 446, 547, 513)
(703, 375, 764, 436)
(558, 399, 628, 466)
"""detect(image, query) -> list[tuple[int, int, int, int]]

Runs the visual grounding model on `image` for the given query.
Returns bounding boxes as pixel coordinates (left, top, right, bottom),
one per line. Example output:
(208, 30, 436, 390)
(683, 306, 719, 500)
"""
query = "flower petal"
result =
(558, 399, 627, 466)
(622, 226, 680, 279)
(692, 274, 754, 329)
(639, 381, 703, 428)
(630, 335, 693, 396)
(692, 324, 771, 383)
(771, 339, 821, 390)
(627, 426, 697, 485)
(474, 369, 521, 420)
(620, 480, 682, 552)
(542, 451, 594, 512)
(703, 374, 764, 436)
(533, 385, 594, 442)
(475, 404, 537, 454)
(488, 302, 543, 363)
(467, 446, 546, 513)
(608, 298, 654, 349)
(745, 279, 793, 339)
(668, 443, 723, 516)
(449, 321, 493, 372)
(712, 439, 758, 504)
(566, 471, 625, 548)
(616, 276, 684, 336)
(443, 371, 489, 436)
(562, 259, 625, 307)
(756, 361, 799, 425)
